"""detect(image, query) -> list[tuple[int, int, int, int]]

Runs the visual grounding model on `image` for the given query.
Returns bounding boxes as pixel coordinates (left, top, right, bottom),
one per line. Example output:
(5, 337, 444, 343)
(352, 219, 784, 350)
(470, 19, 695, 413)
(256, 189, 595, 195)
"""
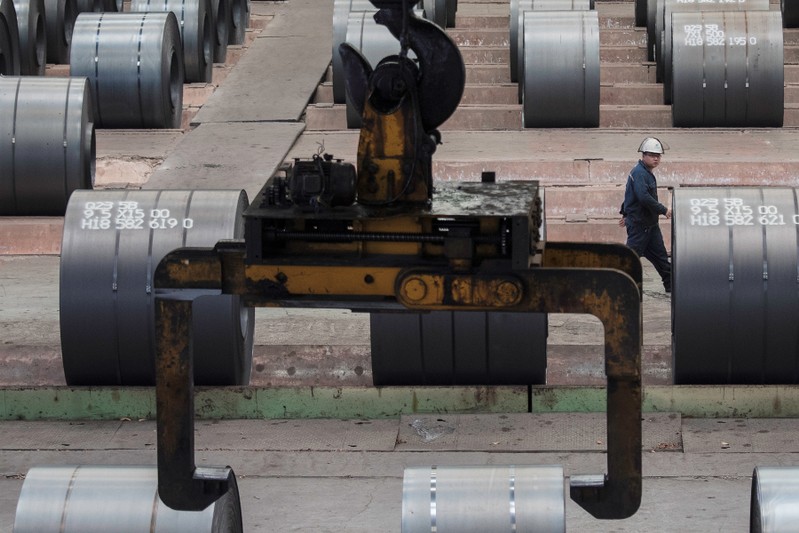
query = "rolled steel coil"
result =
(370, 311, 547, 386)
(785, 0, 799, 28)
(510, 0, 593, 84)
(645, 0, 656, 60)
(69, 12, 184, 129)
(672, 188, 799, 384)
(402, 465, 565, 533)
(0, 76, 94, 216)
(227, 0, 245, 44)
(13, 465, 243, 533)
(657, 0, 769, 90)
(422, 0, 445, 27)
(129, 0, 213, 83)
(751, 467, 799, 532)
(634, 0, 645, 27)
(671, 11, 783, 128)
(1, 0, 21, 74)
(75, 0, 118, 13)
(43, 0, 76, 63)
(522, 10, 599, 128)
(14, 0, 46, 75)
(445, 0, 455, 27)
(60, 189, 255, 386)
(211, 0, 228, 62)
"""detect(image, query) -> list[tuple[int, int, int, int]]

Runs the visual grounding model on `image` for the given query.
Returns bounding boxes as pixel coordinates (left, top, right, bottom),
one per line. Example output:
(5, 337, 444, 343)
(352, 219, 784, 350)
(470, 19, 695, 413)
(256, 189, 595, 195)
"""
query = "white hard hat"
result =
(638, 137, 667, 154)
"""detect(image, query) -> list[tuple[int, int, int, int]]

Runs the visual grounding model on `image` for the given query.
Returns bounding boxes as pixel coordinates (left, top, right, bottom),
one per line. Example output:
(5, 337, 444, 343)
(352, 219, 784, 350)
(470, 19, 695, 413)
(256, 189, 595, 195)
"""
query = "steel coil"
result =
(751, 467, 799, 533)
(1, 0, 21, 74)
(403, 465, 565, 533)
(371, 311, 546, 386)
(671, 11, 783, 127)
(129, 0, 213, 83)
(522, 10, 599, 127)
(211, 0, 228, 62)
(43, 0, 76, 63)
(658, 0, 769, 93)
(645, 0, 656, 60)
(227, 0, 245, 44)
(445, 0, 455, 27)
(0, 77, 94, 216)
(785, 0, 799, 28)
(672, 188, 799, 384)
(75, 0, 117, 12)
(69, 12, 184, 128)
(13, 465, 243, 533)
(510, 0, 593, 84)
(14, 0, 46, 74)
(634, 0, 645, 27)
(422, 0, 445, 27)
(60, 189, 254, 386)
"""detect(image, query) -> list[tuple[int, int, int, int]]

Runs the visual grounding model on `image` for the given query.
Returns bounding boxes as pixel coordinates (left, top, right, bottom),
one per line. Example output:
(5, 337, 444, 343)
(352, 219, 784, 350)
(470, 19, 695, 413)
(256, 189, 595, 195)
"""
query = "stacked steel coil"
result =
(70, 12, 185, 128)
(0, 76, 95, 215)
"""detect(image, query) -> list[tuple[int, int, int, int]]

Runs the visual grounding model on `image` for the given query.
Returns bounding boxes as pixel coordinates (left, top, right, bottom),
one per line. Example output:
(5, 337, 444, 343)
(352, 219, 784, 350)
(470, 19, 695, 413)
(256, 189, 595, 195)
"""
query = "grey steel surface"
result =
(402, 465, 565, 532)
(13, 465, 242, 532)
(191, 0, 332, 124)
(59, 189, 254, 386)
(422, 0, 446, 27)
(226, 0, 247, 44)
(129, 0, 213, 83)
(672, 188, 799, 384)
(332, 0, 378, 103)
(510, 0, 593, 84)
(13, 0, 45, 75)
(660, 0, 770, 102)
(671, 11, 783, 128)
(74, 0, 116, 12)
(370, 311, 547, 386)
(70, 12, 184, 128)
(211, 0, 229, 63)
(0, 76, 94, 216)
(143, 122, 304, 200)
(522, 10, 599, 127)
(751, 466, 799, 533)
(0, 0, 21, 74)
(42, 0, 74, 63)
(785, 0, 799, 28)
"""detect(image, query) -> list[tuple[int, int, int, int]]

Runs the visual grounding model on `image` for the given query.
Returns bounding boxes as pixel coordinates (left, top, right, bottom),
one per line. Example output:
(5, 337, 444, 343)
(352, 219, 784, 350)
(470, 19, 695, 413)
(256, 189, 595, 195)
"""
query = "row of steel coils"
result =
(332, 0, 458, 128)
(399, 464, 799, 532)
(644, 0, 785, 127)
(0, 0, 249, 217)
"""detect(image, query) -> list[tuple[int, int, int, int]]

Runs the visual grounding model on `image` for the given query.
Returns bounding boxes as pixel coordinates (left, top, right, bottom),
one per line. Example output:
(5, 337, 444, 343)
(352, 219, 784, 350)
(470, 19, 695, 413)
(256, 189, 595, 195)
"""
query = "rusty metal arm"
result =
(395, 266, 643, 519)
(153, 242, 642, 519)
(543, 241, 644, 295)
(154, 284, 235, 511)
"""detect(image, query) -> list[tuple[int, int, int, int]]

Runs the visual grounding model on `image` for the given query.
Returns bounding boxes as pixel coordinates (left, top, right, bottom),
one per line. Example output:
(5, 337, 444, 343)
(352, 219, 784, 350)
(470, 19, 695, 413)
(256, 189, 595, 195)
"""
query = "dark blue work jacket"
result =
(620, 160, 667, 227)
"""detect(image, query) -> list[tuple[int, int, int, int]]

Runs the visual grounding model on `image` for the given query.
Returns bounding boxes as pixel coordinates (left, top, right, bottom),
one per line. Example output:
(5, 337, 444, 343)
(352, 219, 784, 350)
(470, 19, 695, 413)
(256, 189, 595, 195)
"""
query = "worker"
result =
(618, 137, 672, 293)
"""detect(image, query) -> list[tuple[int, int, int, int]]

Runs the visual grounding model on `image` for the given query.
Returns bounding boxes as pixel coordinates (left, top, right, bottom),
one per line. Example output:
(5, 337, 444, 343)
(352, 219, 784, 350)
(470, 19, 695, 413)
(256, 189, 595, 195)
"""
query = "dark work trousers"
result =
(626, 223, 671, 292)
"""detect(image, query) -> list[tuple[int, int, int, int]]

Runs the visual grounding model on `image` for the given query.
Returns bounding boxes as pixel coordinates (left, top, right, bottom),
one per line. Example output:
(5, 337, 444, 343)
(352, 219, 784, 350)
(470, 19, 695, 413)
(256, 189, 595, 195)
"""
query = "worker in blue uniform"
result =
(619, 137, 672, 293)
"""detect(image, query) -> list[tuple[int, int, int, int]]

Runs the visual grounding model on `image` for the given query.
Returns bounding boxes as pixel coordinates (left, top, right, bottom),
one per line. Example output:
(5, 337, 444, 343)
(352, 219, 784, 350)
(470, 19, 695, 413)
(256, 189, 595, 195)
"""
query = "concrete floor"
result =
(3, 0, 799, 530)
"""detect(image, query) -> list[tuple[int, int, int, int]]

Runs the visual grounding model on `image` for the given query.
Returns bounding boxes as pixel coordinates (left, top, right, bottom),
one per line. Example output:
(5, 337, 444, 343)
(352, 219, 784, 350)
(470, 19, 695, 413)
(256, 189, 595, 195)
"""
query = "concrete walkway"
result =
(2, 414, 795, 531)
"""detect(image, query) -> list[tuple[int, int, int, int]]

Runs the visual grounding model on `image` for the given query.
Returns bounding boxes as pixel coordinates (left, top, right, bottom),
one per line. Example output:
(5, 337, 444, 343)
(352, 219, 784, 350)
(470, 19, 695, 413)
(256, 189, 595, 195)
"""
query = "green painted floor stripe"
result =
(3, 385, 799, 420)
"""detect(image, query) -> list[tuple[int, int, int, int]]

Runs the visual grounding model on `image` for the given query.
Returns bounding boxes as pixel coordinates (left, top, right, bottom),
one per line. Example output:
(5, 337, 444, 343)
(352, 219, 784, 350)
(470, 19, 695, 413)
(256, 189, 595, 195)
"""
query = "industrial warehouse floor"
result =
(3, 0, 799, 530)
